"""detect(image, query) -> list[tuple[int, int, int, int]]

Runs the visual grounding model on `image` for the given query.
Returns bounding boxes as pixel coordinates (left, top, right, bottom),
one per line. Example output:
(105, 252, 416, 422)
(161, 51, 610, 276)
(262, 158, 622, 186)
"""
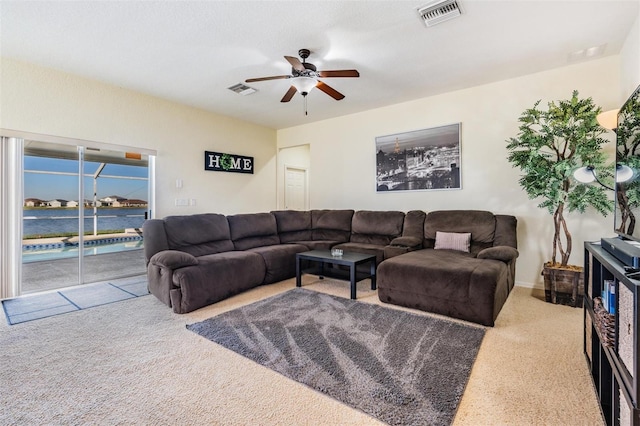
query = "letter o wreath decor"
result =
(220, 154, 233, 171)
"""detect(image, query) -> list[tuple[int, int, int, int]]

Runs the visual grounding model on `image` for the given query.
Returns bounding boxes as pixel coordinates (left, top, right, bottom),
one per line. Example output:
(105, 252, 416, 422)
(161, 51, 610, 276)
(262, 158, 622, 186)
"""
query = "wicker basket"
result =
(593, 297, 616, 348)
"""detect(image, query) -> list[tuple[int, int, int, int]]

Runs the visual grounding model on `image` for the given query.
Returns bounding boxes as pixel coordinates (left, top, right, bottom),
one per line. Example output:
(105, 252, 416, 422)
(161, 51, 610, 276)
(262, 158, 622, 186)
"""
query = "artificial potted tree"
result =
(615, 93, 640, 236)
(506, 90, 613, 307)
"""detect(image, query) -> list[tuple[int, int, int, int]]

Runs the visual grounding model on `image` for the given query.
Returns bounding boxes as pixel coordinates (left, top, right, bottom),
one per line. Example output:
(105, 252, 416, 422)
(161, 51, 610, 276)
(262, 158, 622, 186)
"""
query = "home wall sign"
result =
(375, 123, 461, 192)
(204, 151, 254, 174)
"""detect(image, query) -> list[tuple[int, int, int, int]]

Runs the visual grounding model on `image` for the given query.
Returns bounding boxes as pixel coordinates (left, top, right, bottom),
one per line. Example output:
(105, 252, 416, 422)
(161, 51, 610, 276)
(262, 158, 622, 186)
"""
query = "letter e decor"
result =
(204, 151, 254, 174)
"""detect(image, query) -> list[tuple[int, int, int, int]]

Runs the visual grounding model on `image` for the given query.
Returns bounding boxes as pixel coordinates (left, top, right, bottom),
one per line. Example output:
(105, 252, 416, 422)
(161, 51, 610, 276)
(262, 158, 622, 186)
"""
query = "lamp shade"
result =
(573, 166, 596, 183)
(597, 108, 620, 130)
(616, 164, 634, 183)
(290, 77, 317, 95)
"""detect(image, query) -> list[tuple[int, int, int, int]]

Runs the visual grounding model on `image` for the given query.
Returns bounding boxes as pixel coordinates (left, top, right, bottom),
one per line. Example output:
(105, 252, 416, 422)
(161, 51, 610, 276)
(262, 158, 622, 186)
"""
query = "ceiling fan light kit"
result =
(290, 76, 317, 96)
(245, 48, 360, 115)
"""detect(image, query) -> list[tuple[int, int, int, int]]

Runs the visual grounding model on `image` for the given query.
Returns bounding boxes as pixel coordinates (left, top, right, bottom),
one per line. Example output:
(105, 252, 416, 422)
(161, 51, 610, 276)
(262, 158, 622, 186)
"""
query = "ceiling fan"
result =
(246, 49, 360, 103)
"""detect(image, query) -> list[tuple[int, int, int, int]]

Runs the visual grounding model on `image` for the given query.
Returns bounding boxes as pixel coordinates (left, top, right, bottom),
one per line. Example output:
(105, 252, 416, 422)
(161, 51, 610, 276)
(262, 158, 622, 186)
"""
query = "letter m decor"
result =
(204, 151, 254, 174)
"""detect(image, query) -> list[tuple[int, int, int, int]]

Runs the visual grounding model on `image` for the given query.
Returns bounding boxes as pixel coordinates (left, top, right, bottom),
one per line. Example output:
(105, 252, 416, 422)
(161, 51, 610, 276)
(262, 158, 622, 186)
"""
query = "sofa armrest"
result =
(389, 236, 422, 248)
(477, 246, 519, 263)
(150, 250, 198, 269)
(385, 236, 423, 260)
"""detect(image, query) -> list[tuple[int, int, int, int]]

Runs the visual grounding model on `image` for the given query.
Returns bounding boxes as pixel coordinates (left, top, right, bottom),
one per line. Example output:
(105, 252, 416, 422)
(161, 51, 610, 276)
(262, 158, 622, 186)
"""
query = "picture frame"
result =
(375, 123, 461, 192)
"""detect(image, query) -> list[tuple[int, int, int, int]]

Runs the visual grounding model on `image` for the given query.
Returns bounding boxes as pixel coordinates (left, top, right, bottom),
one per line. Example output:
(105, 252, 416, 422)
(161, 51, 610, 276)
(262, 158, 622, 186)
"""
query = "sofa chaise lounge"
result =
(142, 209, 518, 325)
(377, 210, 518, 326)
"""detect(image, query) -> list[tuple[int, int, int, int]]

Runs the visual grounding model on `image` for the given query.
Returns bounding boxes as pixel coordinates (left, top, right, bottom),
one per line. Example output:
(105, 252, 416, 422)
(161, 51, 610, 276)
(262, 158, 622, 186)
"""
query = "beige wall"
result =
(277, 56, 621, 288)
(620, 11, 640, 99)
(0, 58, 277, 217)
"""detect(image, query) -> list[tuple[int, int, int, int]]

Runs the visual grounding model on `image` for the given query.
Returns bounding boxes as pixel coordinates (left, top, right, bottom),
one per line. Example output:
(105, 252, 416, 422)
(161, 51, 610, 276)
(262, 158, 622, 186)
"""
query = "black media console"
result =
(585, 241, 640, 425)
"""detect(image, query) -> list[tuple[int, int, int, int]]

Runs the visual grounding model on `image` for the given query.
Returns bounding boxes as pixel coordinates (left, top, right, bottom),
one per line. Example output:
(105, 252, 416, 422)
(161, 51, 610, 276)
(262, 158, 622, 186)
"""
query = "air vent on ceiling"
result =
(228, 83, 257, 96)
(418, 0, 462, 27)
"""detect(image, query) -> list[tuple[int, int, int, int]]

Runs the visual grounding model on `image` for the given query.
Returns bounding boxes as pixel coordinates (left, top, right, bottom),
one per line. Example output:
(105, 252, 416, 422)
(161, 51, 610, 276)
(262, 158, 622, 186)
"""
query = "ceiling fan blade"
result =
(245, 75, 290, 83)
(280, 86, 297, 103)
(285, 56, 305, 72)
(318, 70, 360, 78)
(316, 81, 345, 101)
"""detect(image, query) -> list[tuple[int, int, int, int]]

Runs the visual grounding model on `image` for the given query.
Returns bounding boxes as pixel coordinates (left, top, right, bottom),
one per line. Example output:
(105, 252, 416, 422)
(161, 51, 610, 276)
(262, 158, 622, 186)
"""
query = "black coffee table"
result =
(295, 249, 377, 299)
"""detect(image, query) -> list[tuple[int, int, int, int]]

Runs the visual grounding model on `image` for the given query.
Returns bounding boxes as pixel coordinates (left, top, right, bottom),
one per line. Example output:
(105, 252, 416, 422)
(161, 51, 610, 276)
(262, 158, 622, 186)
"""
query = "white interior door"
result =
(284, 166, 308, 210)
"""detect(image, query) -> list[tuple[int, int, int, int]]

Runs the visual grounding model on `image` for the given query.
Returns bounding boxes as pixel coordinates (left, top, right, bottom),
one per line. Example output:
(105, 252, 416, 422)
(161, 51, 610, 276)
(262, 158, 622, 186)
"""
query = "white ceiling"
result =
(1, 1, 638, 130)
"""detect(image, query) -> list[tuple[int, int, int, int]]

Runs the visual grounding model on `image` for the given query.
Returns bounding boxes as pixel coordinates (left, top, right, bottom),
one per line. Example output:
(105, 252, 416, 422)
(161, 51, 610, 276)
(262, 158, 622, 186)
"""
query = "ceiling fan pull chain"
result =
(304, 96, 308, 116)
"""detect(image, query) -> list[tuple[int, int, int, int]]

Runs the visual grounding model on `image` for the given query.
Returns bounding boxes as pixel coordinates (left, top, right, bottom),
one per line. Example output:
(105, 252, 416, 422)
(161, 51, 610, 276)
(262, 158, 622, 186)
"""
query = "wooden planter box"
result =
(543, 264, 584, 308)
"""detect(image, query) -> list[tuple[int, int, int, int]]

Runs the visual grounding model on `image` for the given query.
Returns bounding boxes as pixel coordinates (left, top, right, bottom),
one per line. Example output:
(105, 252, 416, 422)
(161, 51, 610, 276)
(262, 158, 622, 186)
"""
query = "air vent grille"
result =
(418, 0, 462, 27)
(228, 83, 257, 96)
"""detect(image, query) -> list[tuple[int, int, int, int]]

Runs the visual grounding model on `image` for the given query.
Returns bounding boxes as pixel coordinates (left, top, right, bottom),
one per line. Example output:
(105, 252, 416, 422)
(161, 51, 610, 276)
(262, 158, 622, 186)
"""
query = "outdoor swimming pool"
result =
(22, 239, 144, 263)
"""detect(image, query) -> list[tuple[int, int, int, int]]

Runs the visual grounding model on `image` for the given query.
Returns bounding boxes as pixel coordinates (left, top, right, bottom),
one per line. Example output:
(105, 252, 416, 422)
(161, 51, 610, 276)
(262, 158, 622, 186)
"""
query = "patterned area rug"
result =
(187, 288, 485, 425)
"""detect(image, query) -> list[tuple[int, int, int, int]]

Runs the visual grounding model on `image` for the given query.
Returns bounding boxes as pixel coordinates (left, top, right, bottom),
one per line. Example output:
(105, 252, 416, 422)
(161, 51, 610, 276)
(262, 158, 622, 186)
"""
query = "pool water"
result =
(23, 240, 144, 263)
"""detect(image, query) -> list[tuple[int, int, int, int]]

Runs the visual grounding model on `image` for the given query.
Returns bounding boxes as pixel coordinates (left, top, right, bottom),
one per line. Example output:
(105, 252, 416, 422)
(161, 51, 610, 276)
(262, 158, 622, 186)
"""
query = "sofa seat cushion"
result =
(247, 243, 309, 284)
(377, 249, 509, 326)
(170, 251, 266, 314)
(331, 242, 385, 265)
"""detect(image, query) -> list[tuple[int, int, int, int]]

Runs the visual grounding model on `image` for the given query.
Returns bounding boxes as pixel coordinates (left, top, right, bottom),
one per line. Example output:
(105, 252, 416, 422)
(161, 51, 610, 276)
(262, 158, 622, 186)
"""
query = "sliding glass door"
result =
(21, 140, 152, 294)
(22, 141, 81, 293)
(80, 147, 149, 286)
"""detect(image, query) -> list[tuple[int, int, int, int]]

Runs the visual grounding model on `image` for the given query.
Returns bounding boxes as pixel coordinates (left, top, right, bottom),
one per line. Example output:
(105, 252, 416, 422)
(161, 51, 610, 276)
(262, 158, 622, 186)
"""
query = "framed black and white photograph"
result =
(375, 123, 461, 192)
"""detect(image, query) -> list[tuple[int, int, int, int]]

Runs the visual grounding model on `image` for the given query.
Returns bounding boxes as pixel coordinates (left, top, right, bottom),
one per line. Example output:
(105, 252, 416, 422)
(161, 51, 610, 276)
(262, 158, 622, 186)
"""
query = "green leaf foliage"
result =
(506, 90, 613, 265)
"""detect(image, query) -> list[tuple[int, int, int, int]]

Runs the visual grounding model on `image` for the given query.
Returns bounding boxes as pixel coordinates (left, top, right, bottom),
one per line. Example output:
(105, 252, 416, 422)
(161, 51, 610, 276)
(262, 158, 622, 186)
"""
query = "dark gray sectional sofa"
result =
(143, 209, 518, 326)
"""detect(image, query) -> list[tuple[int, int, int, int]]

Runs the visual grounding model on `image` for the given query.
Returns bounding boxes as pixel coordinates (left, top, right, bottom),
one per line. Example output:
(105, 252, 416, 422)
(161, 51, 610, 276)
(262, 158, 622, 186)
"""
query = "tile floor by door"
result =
(2, 275, 149, 325)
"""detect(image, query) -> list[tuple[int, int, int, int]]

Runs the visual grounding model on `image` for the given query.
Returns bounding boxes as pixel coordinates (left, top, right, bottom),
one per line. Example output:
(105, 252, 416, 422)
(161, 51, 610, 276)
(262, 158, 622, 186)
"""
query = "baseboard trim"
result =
(514, 281, 544, 290)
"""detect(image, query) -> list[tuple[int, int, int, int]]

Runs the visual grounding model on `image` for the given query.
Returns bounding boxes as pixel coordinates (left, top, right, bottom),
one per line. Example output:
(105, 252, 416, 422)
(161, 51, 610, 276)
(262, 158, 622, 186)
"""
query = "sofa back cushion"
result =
(228, 212, 280, 250)
(402, 210, 426, 239)
(271, 210, 312, 243)
(494, 215, 518, 248)
(350, 210, 405, 245)
(142, 219, 170, 264)
(163, 213, 234, 257)
(311, 209, 354, 242)
(424, 210, 496, 255)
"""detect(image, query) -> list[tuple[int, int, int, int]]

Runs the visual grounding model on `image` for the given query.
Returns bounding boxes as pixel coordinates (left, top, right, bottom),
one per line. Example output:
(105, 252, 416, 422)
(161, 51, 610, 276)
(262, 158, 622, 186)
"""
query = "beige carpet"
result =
(1, 276, 604, 425)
